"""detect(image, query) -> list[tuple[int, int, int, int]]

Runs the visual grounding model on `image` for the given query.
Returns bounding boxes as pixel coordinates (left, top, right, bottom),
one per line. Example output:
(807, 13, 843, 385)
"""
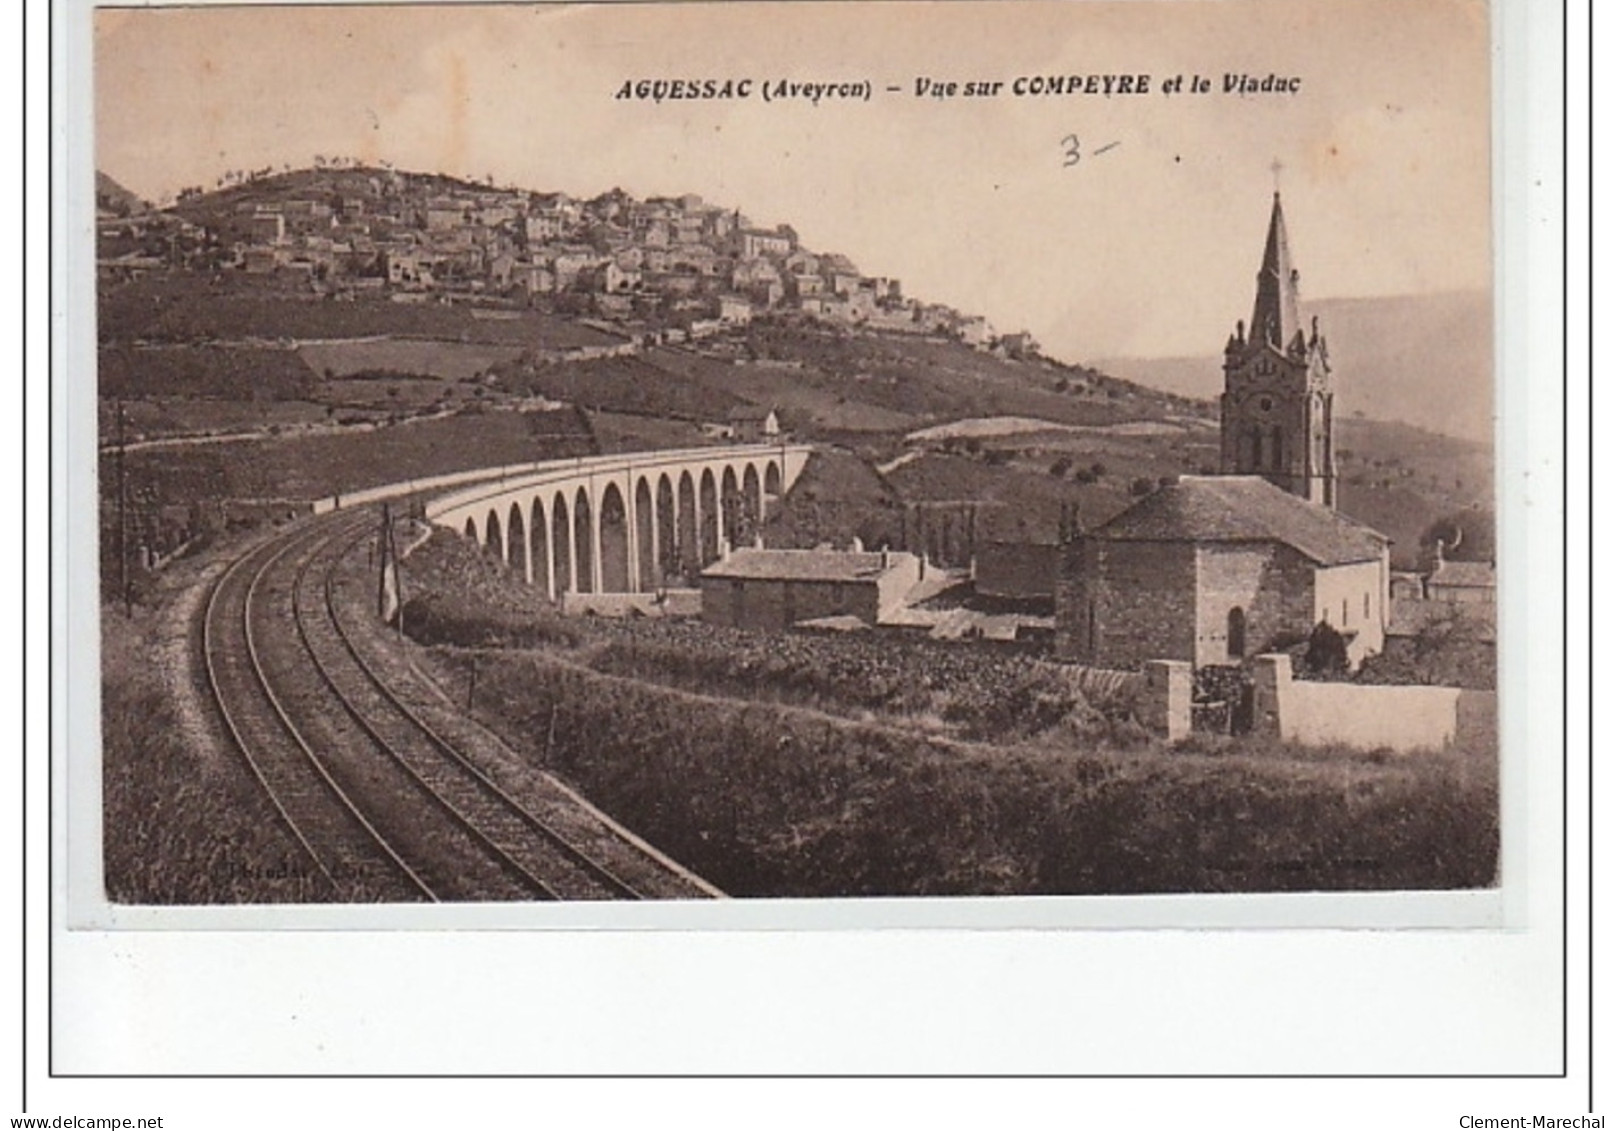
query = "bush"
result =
(1303, 621, 1349, 677)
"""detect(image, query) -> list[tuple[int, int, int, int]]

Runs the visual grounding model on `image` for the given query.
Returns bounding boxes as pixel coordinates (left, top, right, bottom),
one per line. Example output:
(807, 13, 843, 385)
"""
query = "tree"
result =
(1419, 509, 1496, 563)
(1304, 621, 1349, 677)
(1129, 476, 1155, 497)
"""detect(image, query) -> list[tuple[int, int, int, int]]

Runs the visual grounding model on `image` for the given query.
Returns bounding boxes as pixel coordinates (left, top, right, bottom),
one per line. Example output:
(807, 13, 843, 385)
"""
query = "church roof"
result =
(1088, 476, 1387, 565)
(1251, 192, 1305, 351)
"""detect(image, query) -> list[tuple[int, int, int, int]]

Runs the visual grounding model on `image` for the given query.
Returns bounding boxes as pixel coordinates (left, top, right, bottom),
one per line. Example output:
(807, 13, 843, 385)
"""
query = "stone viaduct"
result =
(425, 444, 814, 598)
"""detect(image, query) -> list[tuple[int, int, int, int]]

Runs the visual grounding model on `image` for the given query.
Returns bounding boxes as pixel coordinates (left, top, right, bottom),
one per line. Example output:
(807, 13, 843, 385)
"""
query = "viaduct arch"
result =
(425, 444, 813, 600)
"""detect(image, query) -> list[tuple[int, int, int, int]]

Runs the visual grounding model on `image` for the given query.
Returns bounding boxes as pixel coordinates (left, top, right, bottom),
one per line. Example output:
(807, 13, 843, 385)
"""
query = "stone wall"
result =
(1193, 543, 1315, 665)
(1251, 653, 1494, 754)
(701, 576, 881, 631)
(1056, 539, 1197, 667)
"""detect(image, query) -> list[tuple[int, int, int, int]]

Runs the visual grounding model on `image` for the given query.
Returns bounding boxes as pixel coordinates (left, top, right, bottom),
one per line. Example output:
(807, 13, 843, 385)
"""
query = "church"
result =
(1055, 193, 1390, 670)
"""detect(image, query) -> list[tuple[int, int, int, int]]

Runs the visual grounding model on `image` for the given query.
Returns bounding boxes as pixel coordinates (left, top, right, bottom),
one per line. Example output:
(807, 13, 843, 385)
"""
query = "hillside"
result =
(96, 163, 1491, 584)
(96, 170, 147, 216)
(1094, 290, 1494, 444)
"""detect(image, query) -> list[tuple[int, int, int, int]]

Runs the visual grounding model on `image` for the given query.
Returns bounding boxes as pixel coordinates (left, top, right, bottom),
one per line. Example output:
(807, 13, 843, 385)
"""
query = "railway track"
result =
(202, 518, 436, 902)
(201, 509, 721, 902)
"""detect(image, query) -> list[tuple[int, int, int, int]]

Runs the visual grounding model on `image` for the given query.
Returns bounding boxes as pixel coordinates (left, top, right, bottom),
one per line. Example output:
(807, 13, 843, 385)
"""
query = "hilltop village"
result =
(97, 163, 1029, 354)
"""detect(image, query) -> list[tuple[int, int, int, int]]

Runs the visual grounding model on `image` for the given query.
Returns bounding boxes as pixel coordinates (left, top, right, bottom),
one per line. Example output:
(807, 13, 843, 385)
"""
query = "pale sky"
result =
(95, 0, 1491, 360)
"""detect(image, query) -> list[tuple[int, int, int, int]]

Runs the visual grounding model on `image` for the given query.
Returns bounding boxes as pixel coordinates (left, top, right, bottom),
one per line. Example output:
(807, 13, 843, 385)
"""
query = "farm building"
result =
(700, 547, 921, 632)
(1425, 543, 1495, 604)
(727, 404, 779, 442)
(1055, 476, 1390, 669)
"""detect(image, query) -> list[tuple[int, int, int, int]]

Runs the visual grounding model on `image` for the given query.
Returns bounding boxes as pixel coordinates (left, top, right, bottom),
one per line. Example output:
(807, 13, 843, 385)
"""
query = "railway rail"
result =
(201, 509, 721, 902)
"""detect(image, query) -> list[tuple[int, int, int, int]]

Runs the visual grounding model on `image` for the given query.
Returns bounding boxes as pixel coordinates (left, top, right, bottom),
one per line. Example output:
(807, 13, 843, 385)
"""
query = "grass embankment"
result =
(101, 591, 326, 903)
(399, 531, 1498, 897)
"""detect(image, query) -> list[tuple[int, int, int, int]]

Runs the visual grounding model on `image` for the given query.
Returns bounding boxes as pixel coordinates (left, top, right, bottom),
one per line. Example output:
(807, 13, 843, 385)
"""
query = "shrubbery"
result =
(439, 647, 1498, 897)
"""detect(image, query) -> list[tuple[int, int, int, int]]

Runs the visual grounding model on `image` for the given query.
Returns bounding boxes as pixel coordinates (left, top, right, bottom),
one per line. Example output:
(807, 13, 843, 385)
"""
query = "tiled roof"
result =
(702, 548, 913, 583)
(1388, 598, 1497, 642)
(1428, 560, 1495, 589)
(1089, 476, 1387, 566)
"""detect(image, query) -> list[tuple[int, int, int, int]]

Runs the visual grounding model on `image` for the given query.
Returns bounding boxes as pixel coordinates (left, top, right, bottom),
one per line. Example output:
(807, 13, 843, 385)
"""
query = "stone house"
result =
(785, 272, 825, 299)
(716, 294, 754, 325)
(701, 548, 920, 631)
(739, 227, 794, 259)
(1055, 476, 1390, 669)
(727, 404, 779, 441)
(250, 208, 286, 246)
(1425, 546, 1495, 604)
(784, 249, 821, 276)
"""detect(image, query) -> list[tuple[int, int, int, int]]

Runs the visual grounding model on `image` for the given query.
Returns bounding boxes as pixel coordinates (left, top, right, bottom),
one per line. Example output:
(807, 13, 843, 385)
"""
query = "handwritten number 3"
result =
(1062, 134, 1081, 167)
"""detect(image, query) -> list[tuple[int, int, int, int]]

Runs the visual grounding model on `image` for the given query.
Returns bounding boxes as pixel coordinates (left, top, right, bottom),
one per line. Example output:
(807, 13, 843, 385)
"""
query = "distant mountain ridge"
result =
(1094, 290, 1494, 444)
(96, 171, 147, 216)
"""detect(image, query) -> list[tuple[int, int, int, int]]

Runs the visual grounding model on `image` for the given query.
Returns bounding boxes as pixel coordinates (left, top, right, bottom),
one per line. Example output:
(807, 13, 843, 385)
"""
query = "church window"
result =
(1364, 593, 1371, 619)
(1227, 607, 1246, 659)
(1270, 427, 1284, 470)
(1259, 396, 1273, 413)
(1342, 598, 1349, 625)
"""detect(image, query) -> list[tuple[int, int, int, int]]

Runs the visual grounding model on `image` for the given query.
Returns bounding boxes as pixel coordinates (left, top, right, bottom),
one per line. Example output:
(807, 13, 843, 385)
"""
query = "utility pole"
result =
(377, 502, 405, 638)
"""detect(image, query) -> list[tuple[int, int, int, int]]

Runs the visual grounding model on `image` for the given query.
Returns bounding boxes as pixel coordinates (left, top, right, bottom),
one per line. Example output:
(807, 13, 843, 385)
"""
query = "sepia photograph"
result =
(84, 0, 1501, 916)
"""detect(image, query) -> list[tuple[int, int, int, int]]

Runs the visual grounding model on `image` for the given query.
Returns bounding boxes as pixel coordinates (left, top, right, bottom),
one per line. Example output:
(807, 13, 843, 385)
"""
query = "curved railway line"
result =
(201, 508, 722, 903)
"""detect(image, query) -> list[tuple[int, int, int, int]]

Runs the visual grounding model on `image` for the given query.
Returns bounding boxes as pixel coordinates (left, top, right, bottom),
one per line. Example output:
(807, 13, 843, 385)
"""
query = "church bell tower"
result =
(1219, 192, 1337, 508)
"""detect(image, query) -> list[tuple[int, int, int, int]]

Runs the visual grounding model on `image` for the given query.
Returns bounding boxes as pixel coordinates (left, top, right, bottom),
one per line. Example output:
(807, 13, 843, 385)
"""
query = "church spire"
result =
(1220, 191, 1337, 509)
(1251, 192, 1303, 350)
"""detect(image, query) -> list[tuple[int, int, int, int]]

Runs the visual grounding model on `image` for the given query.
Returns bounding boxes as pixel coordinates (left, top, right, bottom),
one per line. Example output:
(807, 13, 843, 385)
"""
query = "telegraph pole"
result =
(377, 502, 405, 638)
